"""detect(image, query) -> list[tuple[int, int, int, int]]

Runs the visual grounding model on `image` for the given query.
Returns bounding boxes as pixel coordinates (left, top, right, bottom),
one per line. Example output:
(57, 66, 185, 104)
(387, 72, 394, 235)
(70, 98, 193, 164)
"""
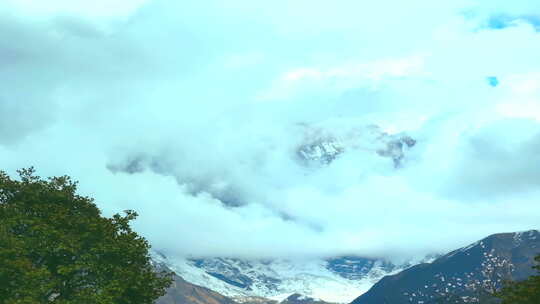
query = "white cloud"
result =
(0, 0, 539, 260)
(257, 56, 426, 103)
(2, 0, 149, 19)
(282, 56, 425, 83)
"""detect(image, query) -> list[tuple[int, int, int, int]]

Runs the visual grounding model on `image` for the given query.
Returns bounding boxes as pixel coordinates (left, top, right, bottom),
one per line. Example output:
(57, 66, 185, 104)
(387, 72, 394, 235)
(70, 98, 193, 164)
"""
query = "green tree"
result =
(496, 254, 540, 304)
(0, 168, 172, 304)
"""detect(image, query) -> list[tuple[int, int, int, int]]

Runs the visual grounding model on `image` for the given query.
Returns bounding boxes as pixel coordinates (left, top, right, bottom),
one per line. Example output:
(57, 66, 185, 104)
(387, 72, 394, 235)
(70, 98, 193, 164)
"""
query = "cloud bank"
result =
(1, 0, 540, 259)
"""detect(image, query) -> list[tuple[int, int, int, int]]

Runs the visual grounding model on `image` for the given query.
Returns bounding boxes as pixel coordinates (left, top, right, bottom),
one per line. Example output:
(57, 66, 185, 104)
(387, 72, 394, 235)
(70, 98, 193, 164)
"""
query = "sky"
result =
(1, 0, 540, 260)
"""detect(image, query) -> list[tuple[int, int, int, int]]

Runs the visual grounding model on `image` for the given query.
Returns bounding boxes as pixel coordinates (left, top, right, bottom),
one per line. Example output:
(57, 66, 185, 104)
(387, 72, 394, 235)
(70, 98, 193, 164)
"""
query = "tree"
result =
(496, 254, 540, 304)
(0, 168, 172, 304)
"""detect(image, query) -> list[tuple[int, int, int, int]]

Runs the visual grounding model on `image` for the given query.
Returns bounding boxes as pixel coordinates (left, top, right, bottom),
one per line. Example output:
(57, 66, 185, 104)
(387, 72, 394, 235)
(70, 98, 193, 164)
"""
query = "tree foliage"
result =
(0, 168, 172, 304)
(496, 254, 540, 304)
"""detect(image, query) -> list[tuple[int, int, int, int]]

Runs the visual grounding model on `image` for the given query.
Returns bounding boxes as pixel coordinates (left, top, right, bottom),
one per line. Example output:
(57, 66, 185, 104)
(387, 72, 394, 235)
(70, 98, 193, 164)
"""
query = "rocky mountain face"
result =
(151, 252, 424, 303)
(156, 274, 239, 304)
(351, 230, 540, 304)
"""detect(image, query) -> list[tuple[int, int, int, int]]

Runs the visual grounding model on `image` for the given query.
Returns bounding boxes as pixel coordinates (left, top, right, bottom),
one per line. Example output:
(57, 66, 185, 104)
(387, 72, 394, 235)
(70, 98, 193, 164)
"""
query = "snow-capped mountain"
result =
(296, 125, 416, 168)
(151, 252, 430, 303)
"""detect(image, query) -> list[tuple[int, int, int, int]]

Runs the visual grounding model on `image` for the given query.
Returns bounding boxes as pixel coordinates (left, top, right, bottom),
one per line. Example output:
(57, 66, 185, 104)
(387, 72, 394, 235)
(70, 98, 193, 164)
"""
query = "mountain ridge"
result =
(351, 229, 540, 304)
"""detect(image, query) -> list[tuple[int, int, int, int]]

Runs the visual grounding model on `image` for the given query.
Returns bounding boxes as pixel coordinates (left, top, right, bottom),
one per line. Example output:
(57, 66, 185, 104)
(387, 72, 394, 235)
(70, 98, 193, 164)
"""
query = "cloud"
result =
(258, 56, 426, 102)
(0, 0, 539, 260)
(2, 0, 149, 20)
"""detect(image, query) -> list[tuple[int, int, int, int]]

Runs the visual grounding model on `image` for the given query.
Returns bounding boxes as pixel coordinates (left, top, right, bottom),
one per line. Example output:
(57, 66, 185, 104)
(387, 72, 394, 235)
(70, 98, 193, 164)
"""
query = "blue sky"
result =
(1, 0, 540, 259)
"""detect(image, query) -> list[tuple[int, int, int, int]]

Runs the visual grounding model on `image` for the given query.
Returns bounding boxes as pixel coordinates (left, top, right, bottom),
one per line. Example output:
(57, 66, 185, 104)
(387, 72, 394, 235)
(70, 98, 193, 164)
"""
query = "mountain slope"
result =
(156, 274, 239, 304)
(153, 258, 239, 304)
(280, 293, 335, 304)
(351, 230, 540, 304)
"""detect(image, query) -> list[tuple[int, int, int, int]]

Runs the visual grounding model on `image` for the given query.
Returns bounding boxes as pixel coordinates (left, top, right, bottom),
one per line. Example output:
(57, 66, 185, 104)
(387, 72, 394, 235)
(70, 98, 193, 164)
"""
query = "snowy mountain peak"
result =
(296, 125, 416, 167)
